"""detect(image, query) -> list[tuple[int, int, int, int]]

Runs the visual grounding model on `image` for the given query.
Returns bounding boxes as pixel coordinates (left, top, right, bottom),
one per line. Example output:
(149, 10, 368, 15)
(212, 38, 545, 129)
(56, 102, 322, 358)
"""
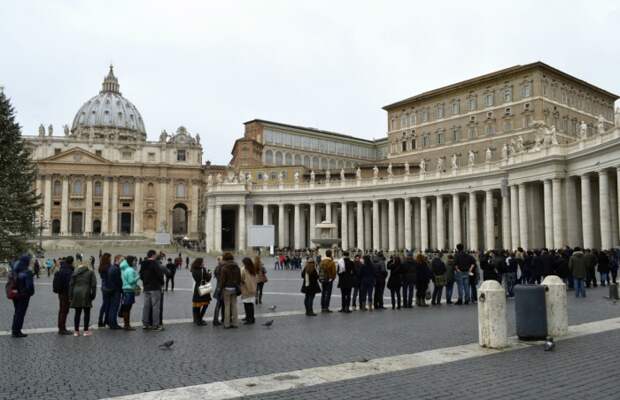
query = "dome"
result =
(70, 66, 146, 140)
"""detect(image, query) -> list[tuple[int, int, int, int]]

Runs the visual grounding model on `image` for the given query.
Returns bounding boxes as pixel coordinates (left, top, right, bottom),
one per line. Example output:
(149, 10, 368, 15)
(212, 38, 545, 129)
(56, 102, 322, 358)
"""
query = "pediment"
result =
(40, 148, 112, 165)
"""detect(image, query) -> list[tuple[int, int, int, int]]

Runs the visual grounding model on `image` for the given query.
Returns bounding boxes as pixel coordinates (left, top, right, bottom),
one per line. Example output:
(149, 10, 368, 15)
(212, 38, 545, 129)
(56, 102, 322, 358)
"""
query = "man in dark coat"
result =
(401, 252, 417, 308)
(10, 255, 35, 338)
(584, 249, 598, 288)
(53, 256, 74, 335)
(107, 261, 123, 329)
(373, 253, 387, 309)
(337, 251, 354, 313)
(140, 250, 164, 331)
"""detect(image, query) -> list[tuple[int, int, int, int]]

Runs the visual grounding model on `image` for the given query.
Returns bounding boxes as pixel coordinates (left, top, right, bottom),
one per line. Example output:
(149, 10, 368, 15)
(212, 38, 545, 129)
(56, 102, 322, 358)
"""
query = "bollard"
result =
(478, 280, 507, 349)
(609, 283, 619, 300)
(542, 275, 568, 337)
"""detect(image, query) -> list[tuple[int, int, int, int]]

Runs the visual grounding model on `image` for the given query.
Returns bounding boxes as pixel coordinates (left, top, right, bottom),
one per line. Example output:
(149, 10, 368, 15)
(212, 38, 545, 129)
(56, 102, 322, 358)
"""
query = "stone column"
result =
(599, 170, 611, 249)
(238, 203, 246, 252)
(134, 178, 143, 234)
(518, 183, 528, 250)
(325, 202, 331, 222)
(552, 178, 564, 249)
(300, 206, 307, 248)
(84, 176, 93, 234)
(469, 192, 478, 251)
(340, 202, 348, 250)
(309, 203, 316, 246)
(452, 194, 461, 249)
(501, 190, 510, 250)
(413, 199, 421, 250)
(387, 199, 396, 251)
(263, 204, 270, 226)
(278, 204, 285, 248)
(485, 190, 494, 250)
(205, 203, 214, 252)
(60, 176, 69, 235)
(420, 196, 428, 251)
(42, 176, 52, 235)
(372, 199, 380, 250)
(214, 204, 222, 252)
(158, 178, 167, 233)
(543, 179, 554, 248)
(617, 168, 620, 243)
(397, 200, 405, 249)
(510, 185, 519, 249)
(380, 201, 389, 250)
(347, 205, 355, 249)
(565, 177, 581, 247)
(111, 177, 119, 234)
(364, 203, 372, 250)
(294, 203, 302, 249)
(436, 195, 445, 250)
(404, 198, 412, 251)
(189, 181, 199, 236)
(102, 178, 110, 234)
(581, 174, 594, 249)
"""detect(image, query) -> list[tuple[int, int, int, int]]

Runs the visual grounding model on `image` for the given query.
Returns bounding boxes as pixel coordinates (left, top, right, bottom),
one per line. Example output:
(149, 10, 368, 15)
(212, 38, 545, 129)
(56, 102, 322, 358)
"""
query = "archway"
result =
(71, 212, 83, 234)
(51, 219, 60, 235)
(172, 203, 188, 236)
(93, 219, 101, 234)
(221, 208, 236, 250)
(120, 213, 132, 234)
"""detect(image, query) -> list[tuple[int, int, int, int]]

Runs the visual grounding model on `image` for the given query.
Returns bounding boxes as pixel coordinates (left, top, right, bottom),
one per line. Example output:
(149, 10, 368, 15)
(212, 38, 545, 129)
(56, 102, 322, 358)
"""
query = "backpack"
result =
(52, 271, 62, 294)
(5, 270, 18, 300)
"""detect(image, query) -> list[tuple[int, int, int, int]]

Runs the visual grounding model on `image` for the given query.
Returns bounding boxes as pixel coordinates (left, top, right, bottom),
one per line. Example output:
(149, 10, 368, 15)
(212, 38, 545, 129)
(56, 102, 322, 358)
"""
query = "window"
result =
(436, 104, 444, 119)
(452, 128, 459, 142)
(421, 109, 428, 122)
(400, 114, 407, 129)
(122, 202, 130, 207)
(468, 126, 476, 139)
(522, 83, 532, 98)
(265, 150, 273, 164)
(402, 141, 407, 152)
(504, 87, 512, 102)
(94, 202, 101, 207)
(437, 131, 444, 145)
(54, 148, 61, 155)
(275, 151, 283, 165)
(409, 113, 416, 126)
(411, 138, 416, 149)
(485, 124, 495, 136)
(177, 150, 186, 161)
(452, 101, 459, 115)
(95, 150, 102, 157)
(94, 181, 103, 196)
(72, 180, 82, 195)
(122, 182, 132, 196)
(504, 120, 512, 132)
(148, 152, 155, 161)
(121, 151, 133, 160)
(504, 107, 511, 115)
(485, 93, 494, 107)
(422, 135, 429, 147)
(469, 96, 477, 111)
(176, 182, 186, 198)
(147, 182, 155, 196)
(53, 180, 62, 195)
(285, 153, 292, 165)
(523, 115, 533, 128)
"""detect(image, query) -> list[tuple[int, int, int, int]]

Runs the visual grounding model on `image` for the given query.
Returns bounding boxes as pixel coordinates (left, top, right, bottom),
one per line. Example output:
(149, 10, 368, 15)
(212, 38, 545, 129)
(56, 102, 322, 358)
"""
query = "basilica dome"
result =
(70, 66, 146, 141)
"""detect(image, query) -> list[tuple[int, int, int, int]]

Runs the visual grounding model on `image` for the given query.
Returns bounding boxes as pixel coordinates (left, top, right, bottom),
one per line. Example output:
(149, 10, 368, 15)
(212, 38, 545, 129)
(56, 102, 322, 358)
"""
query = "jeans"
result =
(58, 293, 70, 331)
(98, 289, 112, 325)
(352, 286, 359, 307)
(445, 280, 454, 303)
(142, 290, 162, 328)
(455, 271, 470, 303)
(374, 281, 385, 308)
(304, 293, 316, 314)
(320, 280, 333, 310)
(222, 288, 238, 328)
(390, 288, 401, 309)
(402, 282, 415, 307)
(74, 307, 91, 331)
(504, 272, 517, 297)
(431, 285, 443, 304)
(12, 297, 30, 334)
(359, 281, 374, 308)
(108, 291, 122, 328)
(256, 282, 264, 304)
(600, 272, 610, 286)
(213, 296, 225, 323)
(165, 274, 175, 291)
(340, 287, 352, 311)
(574, 278, 586, 298)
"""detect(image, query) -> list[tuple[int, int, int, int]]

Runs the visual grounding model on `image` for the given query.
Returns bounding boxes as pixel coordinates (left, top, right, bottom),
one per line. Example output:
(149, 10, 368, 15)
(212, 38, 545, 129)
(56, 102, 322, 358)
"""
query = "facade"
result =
(206, 62, 620, 253)
(27, 67, 204, 240)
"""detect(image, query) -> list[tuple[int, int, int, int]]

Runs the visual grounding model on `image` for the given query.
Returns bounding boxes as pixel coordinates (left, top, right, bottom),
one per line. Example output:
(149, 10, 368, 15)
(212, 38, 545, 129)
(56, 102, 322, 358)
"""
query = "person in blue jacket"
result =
(10, 255, 35, 338)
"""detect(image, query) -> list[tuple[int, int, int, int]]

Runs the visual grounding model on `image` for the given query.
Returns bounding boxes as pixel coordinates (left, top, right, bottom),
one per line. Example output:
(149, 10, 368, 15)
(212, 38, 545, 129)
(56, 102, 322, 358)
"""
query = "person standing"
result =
(351, 255, 362, 310)
(212, 256, 225, 326)
(584, 249, 598, 288)
(218, 252, 241, 329)
(301, 259, 321, 316)
(598, 250, 610, 287)
(454, 244, 475, 305)
(240, 257, 258, 324)
(401, 251, 416, 308)
(414, 253, 431, 307)
(373, 252, 387, 310)
(70, 258, 97, 336)
(337, 251, 354, 313)
(120, 256, 139, 330)
(387, 256, 403, 310)
(33, 259, 40, 279)
(318, 249, 337, 313)
(569, 247, 588, 298)
(444, 254, 455, 304)
(107, 255, 123, 329)
(190, 258, 212, 326)
(140, 250, 164, 331)
(430, 254, 446, 306)
(165, 258, 177, 291)
(97, 253, 112, 327)
(359, 255, 376, 311)
(185, 256, 190, 270)
(254, 256, 267, 305)
(53, 256, 74, 335)
(9, 255, 35, 338)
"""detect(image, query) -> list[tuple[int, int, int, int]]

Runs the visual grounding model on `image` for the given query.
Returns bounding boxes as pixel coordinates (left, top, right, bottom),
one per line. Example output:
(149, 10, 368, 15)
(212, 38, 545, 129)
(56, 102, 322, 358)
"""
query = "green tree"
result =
(0, 89, 40, 260)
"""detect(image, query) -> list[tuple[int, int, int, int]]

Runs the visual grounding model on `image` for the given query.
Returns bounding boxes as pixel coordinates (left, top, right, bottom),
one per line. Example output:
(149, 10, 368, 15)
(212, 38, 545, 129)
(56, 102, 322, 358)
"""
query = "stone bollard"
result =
(477, 280, 507, 349)
(542, 275, 568, 337)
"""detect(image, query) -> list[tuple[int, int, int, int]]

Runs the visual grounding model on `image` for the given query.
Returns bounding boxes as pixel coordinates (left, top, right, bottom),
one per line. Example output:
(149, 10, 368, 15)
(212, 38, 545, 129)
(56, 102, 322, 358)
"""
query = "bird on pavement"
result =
(159, 340, 174, 350)
(262, 320, 274, 327)
(543, 337, 555, 352)
(269, 305, 277, 312)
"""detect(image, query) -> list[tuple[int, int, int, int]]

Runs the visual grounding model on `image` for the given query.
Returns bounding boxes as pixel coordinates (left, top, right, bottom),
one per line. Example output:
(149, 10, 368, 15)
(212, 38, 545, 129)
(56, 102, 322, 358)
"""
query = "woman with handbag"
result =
(254, 256, 267, 305)
(301, 259, 321, 316)
(191, 258, 212, 326)
(430, 254, 447, 305)
(240, 257, 258, 324)
(69, 257, 97, 336)
(120, 256, 139, 330)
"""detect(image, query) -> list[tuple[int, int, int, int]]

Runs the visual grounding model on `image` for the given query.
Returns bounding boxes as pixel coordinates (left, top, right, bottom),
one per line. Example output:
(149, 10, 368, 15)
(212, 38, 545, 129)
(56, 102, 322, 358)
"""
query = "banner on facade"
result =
(248, 225, 275, 247)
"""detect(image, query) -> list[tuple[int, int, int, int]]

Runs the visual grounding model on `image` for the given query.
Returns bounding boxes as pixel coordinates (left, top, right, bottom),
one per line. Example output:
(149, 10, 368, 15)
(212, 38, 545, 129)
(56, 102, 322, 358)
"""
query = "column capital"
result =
(599, 169, 609, 177)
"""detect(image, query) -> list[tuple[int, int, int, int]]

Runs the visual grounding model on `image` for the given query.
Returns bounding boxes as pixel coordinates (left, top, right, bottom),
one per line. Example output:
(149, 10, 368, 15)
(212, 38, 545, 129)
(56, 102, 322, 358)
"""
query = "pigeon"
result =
(543, 337, 555, 352)
(269, 305, 277, 312)
(262, 320, 274, 327)
(159, 340, 174, 350)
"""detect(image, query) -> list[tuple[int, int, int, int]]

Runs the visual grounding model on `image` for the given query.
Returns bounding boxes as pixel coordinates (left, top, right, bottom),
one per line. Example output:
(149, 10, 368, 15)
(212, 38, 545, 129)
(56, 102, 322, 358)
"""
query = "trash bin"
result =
(514, 284, 547, 340)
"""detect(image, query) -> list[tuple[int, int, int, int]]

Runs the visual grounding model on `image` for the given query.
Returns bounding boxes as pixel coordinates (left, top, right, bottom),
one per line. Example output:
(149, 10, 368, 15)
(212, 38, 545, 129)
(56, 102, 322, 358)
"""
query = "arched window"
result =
(176, 182, 186, 198)
(294, 154, 301, 165)
(53, 180, 62, 195)
(329, 159, 337, 169)
(275, 151, 283, 165)
(312, 157, 319, 169)
(265, 150, 273, 165)
(320, 158, 327, 170)
(94, 181, 103, 196)
(303, 155, 310, 168)
(72, 180, 82, 195)
(285, 153, 292, 165)
(147, 182, 155, 197)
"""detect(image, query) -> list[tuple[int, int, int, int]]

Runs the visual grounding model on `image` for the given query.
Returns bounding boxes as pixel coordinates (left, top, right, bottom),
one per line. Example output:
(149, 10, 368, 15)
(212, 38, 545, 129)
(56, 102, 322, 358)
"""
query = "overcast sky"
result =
(2, 0, 619, 164)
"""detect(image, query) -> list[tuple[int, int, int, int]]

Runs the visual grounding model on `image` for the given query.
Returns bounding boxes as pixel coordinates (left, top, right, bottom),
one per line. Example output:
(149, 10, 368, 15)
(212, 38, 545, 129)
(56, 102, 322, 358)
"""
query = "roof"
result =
(383, 61, 619, 110)
(244, 119, 385, 145)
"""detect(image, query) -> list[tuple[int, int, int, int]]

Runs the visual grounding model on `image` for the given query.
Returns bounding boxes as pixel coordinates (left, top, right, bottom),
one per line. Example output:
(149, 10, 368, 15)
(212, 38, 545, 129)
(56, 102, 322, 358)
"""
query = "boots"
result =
(122, 311, 135, 331)
(193, 307, 206, 326)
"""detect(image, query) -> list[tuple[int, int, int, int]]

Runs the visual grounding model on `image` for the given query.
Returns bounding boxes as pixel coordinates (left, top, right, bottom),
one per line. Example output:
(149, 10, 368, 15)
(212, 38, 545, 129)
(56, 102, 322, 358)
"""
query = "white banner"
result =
(248, 225, 275, 247)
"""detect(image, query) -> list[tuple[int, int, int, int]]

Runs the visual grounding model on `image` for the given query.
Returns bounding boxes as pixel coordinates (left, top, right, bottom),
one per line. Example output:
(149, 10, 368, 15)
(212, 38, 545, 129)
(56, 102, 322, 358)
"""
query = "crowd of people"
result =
(6, 244, 618, 338)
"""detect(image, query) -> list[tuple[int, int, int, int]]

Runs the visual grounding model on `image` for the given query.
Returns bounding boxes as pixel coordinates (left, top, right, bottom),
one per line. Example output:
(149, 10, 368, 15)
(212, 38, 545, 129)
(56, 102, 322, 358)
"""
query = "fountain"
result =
(311, 220, 340, 256)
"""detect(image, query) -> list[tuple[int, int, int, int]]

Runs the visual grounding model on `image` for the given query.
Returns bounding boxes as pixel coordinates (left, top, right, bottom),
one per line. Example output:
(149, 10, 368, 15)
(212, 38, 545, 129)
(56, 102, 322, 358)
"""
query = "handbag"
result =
(198, 269, 212, 296)
(134, 285, 142, 296)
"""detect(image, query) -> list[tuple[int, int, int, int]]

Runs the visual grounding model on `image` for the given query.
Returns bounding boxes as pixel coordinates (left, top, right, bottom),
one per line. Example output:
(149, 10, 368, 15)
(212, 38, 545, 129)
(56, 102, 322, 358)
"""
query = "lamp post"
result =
(36, 215, 48, 256)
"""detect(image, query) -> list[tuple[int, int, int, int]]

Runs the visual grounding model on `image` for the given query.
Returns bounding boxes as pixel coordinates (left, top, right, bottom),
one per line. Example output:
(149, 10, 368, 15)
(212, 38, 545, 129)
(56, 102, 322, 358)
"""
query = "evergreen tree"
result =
(0, 89, 40, 260)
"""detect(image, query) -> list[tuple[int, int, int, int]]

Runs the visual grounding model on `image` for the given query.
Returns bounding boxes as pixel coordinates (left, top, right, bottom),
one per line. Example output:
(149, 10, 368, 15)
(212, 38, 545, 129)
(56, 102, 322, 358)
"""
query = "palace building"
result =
(25, 62, 620, 253)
